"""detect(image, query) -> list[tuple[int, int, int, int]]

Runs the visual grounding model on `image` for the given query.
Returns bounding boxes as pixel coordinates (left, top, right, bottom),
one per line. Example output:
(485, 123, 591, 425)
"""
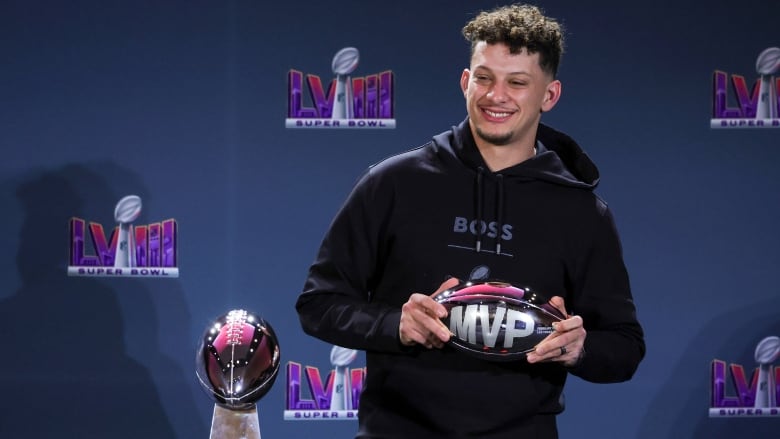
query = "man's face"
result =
(460, 42, 560, 148)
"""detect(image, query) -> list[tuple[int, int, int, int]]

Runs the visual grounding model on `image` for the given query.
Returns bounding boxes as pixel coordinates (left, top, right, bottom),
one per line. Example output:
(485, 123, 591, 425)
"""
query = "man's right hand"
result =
(399, 277, 460, 349)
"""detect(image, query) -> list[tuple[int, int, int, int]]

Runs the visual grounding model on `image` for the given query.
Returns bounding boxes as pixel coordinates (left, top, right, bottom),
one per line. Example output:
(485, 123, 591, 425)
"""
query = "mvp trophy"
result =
(331, 47, 359, 120)
(113, 195, 142, 267)
(754, 336, 780, 409)
(197, 309, 281, 439)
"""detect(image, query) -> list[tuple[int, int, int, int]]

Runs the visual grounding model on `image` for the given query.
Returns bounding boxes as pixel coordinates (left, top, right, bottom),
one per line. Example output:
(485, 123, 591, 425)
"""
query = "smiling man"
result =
(296, 4, 645, 438)
(461, 39, 561, 171)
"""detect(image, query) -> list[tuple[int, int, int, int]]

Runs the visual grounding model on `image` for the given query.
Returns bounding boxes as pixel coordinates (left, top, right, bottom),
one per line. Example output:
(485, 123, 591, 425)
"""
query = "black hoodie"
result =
(296, 119, 645, 438)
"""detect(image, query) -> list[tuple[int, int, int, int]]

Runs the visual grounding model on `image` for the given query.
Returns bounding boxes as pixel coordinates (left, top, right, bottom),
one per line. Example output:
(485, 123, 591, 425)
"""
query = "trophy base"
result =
(210, 404, 261, 439)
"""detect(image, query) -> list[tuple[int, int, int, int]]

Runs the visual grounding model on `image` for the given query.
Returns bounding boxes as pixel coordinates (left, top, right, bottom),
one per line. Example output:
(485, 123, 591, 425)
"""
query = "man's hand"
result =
(399, 277, 460, 349)
(526, 296, 586, 367)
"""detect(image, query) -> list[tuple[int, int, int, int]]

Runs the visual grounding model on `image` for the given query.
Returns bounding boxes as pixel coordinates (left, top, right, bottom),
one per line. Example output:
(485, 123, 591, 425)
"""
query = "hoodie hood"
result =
(430, 118, 600, 254)
(432, 118, 600, 190)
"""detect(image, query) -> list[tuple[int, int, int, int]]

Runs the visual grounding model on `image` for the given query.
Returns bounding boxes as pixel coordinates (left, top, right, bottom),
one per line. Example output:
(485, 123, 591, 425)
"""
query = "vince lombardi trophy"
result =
(756, 47, 780, 119)
(753, 336, 780, 409)
(331, 47, 359, 120)
(329, 345, 358, 411)
(196, 309, 281, 439)
(113, 195, 142, 268)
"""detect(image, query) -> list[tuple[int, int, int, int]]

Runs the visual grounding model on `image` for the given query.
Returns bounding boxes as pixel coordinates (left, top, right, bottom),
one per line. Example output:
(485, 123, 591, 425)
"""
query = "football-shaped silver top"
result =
(196, 309, 281, 410)
(332, 47, 360, 75)
(330, 345, 358, 367)
(756, 47, 780, 75)
(754, 335, 780, 365)
(114, 195, 142, 224)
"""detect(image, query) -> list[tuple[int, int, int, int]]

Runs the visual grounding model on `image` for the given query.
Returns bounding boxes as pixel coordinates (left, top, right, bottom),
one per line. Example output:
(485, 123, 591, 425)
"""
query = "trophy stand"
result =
(113, 195, 142, 268)
(197, 309, 280, 439)
(210, 404, 261, 439)
(756, 73, 777, 119)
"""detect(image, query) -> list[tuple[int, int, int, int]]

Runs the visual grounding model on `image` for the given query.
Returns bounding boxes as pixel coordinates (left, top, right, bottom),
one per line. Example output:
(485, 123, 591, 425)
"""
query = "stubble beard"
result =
(475, 126, 513, 146)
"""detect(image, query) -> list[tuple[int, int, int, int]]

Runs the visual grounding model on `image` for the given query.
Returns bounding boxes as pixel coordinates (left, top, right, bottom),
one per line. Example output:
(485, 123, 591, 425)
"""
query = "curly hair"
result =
(462, 4, 564, 77)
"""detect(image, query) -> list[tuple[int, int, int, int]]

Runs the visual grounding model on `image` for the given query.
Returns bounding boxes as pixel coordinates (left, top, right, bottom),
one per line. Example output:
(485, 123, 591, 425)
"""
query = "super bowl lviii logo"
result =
(286, 47, 395, 129)
(711, 47, 780, 129)
(68, 195, 179, 278)
(710, 336, 780, 417)
(284, 346, 365, 420)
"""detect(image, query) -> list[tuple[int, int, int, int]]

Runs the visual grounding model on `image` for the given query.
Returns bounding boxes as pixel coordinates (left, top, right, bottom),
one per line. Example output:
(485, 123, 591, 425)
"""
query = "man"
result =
(296, 4, 645, 438)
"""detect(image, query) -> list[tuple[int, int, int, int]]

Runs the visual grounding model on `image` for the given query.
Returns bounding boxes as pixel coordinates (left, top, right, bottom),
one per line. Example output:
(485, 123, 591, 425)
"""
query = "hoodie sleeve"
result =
(295, 169, 408, 353)
(567, 205, 646, 383)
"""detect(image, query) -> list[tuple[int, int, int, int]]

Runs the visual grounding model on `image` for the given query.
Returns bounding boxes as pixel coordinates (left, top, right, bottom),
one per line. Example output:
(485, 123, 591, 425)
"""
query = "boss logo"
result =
(453, 217, 513, 240)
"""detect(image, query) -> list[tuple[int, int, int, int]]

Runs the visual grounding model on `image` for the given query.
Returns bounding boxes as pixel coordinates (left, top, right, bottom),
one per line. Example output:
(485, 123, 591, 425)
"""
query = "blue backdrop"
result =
(2, 0, 779, 437)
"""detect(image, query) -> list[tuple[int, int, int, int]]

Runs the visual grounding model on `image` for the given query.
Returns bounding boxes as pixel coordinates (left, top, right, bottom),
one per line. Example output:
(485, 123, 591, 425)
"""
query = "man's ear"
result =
(541, 79, 562, 112)
(460, 69, 470, 96)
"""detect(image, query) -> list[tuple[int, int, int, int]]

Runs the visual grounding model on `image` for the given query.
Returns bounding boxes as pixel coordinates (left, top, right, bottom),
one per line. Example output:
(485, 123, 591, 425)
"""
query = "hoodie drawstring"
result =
(475, 167, 484, 253)
(495, 173, 504, 255)
(474, 168, 505, 255)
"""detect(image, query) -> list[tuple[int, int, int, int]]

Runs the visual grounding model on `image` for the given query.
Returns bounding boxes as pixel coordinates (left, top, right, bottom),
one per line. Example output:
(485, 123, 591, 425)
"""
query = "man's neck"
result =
(473, 137, 537, 172)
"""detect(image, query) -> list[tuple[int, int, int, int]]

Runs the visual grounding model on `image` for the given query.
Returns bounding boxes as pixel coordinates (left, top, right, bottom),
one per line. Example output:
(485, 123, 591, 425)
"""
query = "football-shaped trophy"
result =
(756, 47, 780, 76)
(753, 335, 780, 408)
(196, 309, 281, 439)
(113, 195, 142, 267)
(756, 47, 780, 119)
(329, 346, 359, 411)
(433, 281, 565, 361)
(331, 47, 359, 119)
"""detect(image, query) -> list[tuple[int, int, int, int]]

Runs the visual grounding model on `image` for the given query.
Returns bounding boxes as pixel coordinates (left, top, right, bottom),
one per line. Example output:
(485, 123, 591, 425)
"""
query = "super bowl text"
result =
(712, 72, 779, 119)
(286, 69, 395, 129)
(68, 217, 178, 278)
(710, 359, 780, 417)
(284, 361, 365, 421)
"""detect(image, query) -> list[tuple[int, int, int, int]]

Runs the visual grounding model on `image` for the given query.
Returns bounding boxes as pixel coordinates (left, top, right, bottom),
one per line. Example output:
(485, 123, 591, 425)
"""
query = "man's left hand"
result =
(525, 296, 586, 367)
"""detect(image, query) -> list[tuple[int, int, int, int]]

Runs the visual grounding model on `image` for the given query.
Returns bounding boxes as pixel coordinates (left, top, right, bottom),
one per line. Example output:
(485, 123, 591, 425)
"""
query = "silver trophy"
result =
(329, 346, 358, 411)
(755, 47, 780, 119)
(113, 195, 142, 268)
(753, 335, 780, 409)
(196, 309, 281, 439)
(331, 47, 359, 120)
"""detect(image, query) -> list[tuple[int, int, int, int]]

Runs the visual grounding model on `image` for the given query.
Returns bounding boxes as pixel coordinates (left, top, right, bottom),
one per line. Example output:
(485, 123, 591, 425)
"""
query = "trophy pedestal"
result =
(210, 404, 261, 439)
